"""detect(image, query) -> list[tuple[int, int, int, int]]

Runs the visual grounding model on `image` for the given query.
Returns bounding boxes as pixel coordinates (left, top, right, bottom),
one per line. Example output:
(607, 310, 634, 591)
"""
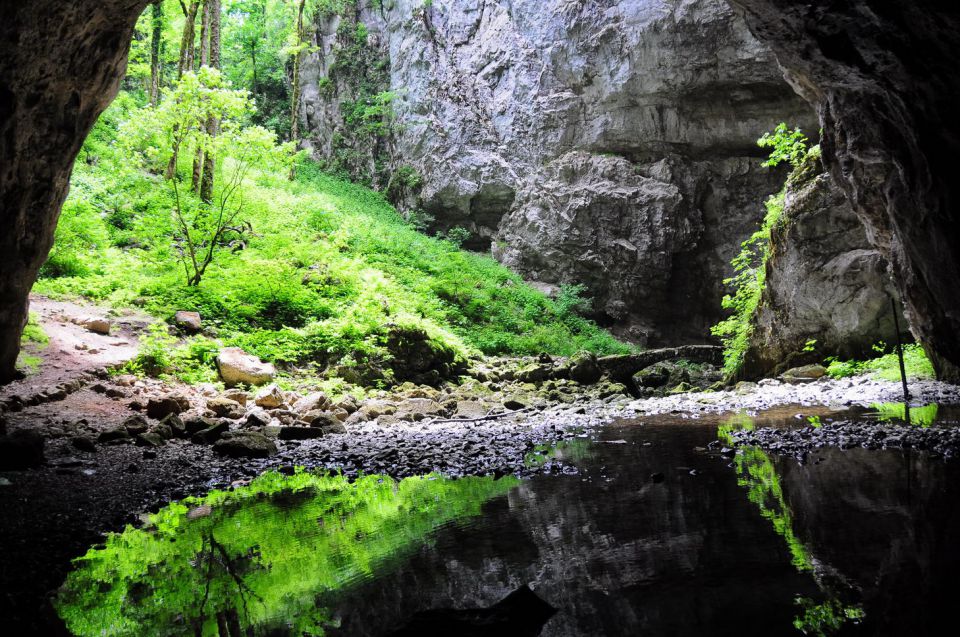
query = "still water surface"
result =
(57, 405, 960, 636)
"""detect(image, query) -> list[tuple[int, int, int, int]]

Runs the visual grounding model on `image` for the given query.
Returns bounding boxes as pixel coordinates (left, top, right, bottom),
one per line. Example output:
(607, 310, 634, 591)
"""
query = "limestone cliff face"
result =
(730, 0, 960, 381)
(739, 155, 903, 380)
(299, 0, 815, 345)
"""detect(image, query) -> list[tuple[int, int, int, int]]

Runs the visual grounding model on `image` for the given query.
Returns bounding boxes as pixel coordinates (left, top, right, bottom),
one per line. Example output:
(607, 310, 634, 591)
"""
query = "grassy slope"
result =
(35, 93, 630, 379)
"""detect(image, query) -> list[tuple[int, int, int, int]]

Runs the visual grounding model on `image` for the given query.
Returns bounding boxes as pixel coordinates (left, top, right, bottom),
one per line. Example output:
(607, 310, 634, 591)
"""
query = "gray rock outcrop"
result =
(739, 155, 904, 379)
(299, 0, 816, 345)
(730, 0, 960, 381)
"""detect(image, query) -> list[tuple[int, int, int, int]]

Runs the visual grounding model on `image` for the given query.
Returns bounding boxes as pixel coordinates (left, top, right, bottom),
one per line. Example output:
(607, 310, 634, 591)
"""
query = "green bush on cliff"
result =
(712, 124, 818, 376)
(35, 92, 629, 380)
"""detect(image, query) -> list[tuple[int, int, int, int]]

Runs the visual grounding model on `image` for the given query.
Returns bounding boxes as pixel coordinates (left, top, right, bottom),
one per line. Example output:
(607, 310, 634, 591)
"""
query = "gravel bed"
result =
(723, 420, 960, 461)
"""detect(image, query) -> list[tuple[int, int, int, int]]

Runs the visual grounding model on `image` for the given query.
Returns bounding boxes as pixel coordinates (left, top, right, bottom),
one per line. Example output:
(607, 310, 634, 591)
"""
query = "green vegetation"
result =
(15, 312, 48, 375)
(55, 470, 518, 636)
(870, 402, 940, 427)
(37, 90, 628, 385)
(718, 416, 865, 635)
(711, 124, 820, 376)
(824, 343, 934, 381)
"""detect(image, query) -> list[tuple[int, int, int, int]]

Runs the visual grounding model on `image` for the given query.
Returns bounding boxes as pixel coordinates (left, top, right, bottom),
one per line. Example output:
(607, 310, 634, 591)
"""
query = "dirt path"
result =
(1, 294, 151, 401)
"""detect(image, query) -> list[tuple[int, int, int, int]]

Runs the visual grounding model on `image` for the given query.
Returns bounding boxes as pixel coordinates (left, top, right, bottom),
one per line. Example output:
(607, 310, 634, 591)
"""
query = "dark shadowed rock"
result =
(213, 431, 278, 458)
(568, 353, 602, 385)
(191, 421, 230, 445)
(0, 430, 45, 470)
(730, 0, 960, 381)
(738, 154, 904, 379)
(146, 394, 190, 420)
(278, 426, 324, 440)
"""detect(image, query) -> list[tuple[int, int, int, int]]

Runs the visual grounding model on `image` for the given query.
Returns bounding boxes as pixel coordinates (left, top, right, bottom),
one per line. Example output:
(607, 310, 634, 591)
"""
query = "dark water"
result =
(57, 405, 960, 636)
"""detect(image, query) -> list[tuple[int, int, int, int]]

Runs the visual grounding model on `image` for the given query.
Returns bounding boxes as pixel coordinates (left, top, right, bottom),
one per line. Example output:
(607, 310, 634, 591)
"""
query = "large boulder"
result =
(216, 348, 276, 387)
(299, 0, 815, 345)
(739, 155, 905, 379)
(730, 0, 960, 381)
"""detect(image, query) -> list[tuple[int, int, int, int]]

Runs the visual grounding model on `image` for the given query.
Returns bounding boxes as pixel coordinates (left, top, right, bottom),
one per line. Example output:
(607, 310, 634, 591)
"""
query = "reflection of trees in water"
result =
(718, 414, 864, 636)
(55, 471, 519, 636)
(193, 532, 263, 636)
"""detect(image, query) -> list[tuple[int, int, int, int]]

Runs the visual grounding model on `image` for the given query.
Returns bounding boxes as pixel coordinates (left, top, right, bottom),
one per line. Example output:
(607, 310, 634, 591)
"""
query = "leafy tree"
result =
(757, 123, 810, 169)
(126, 67, 298, 285)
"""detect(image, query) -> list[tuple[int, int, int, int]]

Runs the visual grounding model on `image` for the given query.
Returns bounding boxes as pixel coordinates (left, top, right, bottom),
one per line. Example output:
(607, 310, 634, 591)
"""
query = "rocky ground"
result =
(3, 296, 960, 631)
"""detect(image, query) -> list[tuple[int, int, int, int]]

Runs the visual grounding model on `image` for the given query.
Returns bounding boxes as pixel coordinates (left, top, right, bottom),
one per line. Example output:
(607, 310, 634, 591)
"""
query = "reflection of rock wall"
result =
(326, 428, 817, 636)
(300, 0, 815, 345)
(739, 156, 904, 379)
(778, 447, 960, 636)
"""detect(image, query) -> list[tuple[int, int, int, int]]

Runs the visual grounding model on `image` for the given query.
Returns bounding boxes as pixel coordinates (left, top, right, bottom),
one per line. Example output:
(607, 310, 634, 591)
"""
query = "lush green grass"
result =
(36, 94, 630, 382)
(824, 343, 935, 381)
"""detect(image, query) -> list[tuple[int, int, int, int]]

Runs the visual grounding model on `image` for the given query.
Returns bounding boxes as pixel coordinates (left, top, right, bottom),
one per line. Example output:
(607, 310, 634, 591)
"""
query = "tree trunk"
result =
(167, 0, 201, 180)
(149, 1, 163, 105)
(199, 0, 220, 204)
(192, 0, 211, 194)
(176, 0, 200, 79)
(0, 0, 148, 385)
(288, 0, 306, 179)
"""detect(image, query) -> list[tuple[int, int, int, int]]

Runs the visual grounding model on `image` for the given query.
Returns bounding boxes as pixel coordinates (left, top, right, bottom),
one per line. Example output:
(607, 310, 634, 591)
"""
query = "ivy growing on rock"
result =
(711, 125, 820, 376)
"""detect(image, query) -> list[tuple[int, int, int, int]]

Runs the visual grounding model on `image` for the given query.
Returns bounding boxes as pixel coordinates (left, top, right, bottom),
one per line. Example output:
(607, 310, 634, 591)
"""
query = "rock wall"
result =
(0, 0, 148, 384)
(729, 0, 960, 381)
(299, 0, 816, 345)
(740, 154, 903, 379)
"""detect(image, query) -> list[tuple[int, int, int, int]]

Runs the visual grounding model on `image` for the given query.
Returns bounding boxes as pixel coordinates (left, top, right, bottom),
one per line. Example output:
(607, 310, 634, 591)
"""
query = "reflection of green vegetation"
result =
(718, 415, 866, 634)
(523, 438, 593, 469)
(871, 402, 939, 428)
(793, 597, 865, 636)
(56, 470, 518, 636)
(719, 414, 813, 569)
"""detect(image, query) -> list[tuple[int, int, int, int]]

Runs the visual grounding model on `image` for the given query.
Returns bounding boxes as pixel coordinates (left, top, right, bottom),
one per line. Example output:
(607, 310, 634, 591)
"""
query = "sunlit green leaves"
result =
(56, 471, 519, 637)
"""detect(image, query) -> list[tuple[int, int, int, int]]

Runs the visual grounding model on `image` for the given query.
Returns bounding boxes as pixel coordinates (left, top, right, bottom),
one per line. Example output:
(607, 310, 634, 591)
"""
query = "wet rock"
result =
(253, 384, 286, 409)
(213, 431, 278, 458)
(503, 398, 527, 410)
(191, 421, 230, 444)
(206, 397, 245, 419)
(135, 432, 165, 448)
(277, 426, 324, 440)
(122, 415, 149, 435)
(146, 394, 190, 419)
(97, 427, 130, 443)
(173, 310, 202, 334)
(569, 353, 602, 385)
(70, 435, 96, 452)
(216, 347, 276, 387)
(0, 430, 45, 469)
(160, 413, 187, 438)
